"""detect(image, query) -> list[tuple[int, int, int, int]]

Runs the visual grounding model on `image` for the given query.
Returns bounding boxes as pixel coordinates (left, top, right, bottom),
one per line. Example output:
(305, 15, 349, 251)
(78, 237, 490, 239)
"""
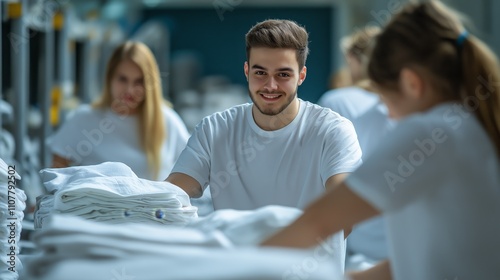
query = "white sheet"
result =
(23, 206, 343, 279)
(22, 248, 342, 280)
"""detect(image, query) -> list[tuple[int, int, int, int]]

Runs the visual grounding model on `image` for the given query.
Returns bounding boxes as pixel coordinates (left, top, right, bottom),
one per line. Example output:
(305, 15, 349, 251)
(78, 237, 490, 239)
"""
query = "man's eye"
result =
(278, 73, 290, 77)
(255, 71, 266, 75)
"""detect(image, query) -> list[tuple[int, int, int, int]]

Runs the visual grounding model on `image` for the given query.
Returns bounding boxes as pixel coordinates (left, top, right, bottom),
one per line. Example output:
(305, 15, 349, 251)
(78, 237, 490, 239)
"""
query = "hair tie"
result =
(456, 31, 469, 47)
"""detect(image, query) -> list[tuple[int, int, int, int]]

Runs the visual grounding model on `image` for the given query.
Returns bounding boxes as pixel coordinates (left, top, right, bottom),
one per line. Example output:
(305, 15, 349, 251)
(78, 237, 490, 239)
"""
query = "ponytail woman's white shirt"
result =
(346, 102, 500, 280)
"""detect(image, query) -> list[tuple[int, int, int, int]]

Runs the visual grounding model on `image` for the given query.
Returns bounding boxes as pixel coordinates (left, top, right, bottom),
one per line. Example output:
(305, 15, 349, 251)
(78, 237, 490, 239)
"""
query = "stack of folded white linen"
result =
(0, 158, 27, 280)
(34, 162, 197, 228)
(22, 205, 342, 280)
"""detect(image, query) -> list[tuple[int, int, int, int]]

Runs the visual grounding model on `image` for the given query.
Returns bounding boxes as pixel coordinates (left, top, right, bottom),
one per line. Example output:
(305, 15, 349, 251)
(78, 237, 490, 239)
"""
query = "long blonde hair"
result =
(93, 41, 166, 178)
(368, 0, 500, 157)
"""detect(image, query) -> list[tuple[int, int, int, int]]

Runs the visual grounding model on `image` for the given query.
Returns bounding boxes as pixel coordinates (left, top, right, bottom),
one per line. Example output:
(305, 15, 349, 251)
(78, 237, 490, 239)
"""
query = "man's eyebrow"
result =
(251, 64, 294, 72)
(276, 67, 294, 72)
(251, 64, 267, 70)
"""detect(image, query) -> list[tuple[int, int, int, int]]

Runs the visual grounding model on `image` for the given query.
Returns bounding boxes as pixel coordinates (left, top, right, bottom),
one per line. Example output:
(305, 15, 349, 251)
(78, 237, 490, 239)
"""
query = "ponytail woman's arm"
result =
(261, 182, 379, 248)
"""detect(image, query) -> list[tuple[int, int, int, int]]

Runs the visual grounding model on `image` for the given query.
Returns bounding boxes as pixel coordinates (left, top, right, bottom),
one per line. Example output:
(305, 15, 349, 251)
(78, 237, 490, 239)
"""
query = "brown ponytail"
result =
(368, 0, 500, 157)
(460, 37, 500, 157)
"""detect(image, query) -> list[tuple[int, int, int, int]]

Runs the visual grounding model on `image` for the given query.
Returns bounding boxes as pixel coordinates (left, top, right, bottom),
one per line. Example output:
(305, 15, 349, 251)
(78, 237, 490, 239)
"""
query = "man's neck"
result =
(253, 98, 300, 131)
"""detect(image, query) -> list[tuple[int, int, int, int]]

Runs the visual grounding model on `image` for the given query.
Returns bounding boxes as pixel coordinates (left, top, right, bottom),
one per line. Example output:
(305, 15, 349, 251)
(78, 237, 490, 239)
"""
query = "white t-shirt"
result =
(347, 102, 395, 260)
(318, 87, 379, 121)
(172, 99, 362, 210)
(48, 104, 189, 180)
(346, 102, 500, 280)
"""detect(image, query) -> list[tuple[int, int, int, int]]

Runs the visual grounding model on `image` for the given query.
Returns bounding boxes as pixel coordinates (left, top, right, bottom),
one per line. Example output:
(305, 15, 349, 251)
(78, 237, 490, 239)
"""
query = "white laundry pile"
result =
(0, 158, 27, 280)
(185, 205, 303, 246)
(22, 205, 343, 280)
(34, 162, 197, 228)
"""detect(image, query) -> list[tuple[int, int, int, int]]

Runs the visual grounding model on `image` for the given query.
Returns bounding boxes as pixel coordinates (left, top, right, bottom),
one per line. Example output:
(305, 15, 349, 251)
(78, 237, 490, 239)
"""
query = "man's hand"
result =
(165, 172, 203, 198)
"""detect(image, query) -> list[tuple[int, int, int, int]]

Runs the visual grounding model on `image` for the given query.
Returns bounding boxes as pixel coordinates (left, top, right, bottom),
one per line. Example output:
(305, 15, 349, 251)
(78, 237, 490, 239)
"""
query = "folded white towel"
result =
(36, 162, 198, 228)
(39, 161, 137, 193)
(33, 215, 231, 259)
(53, 176, 191, 210)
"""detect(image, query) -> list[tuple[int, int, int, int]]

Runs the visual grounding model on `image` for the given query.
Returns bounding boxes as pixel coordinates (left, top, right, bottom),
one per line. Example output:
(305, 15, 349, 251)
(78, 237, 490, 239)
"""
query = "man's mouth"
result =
(259, 93, 282, 101)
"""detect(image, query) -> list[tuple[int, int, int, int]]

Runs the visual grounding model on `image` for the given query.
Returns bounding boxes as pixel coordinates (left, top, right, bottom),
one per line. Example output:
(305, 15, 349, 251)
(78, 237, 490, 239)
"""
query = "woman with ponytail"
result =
(262, 1, 500, 279)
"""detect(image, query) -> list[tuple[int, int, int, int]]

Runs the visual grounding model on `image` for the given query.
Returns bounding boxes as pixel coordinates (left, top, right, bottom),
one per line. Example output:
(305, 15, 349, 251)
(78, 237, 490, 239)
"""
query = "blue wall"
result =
(142, 7, 334, 103)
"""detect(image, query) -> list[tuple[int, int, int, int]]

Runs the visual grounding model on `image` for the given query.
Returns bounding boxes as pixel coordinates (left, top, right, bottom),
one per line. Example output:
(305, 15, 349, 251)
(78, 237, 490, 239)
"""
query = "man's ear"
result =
(244, 61, 249, 81)
(399, 68, 424, 99)
(298, 66, 307, 86)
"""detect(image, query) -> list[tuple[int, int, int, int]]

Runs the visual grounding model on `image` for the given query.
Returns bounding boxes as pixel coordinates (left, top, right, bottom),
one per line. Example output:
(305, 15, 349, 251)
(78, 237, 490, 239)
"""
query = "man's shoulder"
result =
(301, 99, 346, 122)
(198, 103, 251, 129)
(298, 100, 355, 139)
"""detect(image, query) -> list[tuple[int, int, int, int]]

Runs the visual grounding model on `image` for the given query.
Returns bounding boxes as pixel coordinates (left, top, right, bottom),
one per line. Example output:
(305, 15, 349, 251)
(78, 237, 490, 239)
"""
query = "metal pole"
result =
(39, 11, 54, 168)
(11, 0, 28, 176)
(79, 40, 91, 104)
(0, 2, 3, 128)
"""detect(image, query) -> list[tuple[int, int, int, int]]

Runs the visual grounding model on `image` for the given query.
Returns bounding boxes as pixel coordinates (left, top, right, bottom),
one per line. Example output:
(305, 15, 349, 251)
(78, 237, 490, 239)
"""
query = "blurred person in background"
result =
(48, 41, 189, 180)
(318, 26, 381, 120)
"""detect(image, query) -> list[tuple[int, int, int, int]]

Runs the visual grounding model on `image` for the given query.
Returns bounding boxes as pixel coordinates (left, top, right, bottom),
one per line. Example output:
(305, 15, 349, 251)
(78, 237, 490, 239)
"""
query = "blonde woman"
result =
(49, 41, 189, 180)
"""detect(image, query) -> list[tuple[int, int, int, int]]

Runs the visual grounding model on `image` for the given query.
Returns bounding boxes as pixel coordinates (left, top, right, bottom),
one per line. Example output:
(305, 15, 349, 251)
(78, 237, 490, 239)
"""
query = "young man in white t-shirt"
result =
(165, 19, 362, 271)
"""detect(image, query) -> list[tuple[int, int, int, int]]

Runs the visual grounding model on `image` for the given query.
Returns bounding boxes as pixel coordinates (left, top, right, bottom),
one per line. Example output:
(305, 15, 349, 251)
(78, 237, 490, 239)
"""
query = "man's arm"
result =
(325, 173, 349, 190)
(165, 172, 203, 198)
(347, 260, 392, 280)
(51, 154, 71, 168)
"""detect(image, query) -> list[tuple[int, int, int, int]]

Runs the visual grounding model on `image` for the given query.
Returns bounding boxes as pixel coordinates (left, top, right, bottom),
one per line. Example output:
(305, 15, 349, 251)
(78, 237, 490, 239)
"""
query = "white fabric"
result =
(186, 205, 303, 246)
(346, 102, 500, 279)
(40, 161, 137, 193)
(22, 249, 340, 280)
(352, 102, 395, 159)
(22, 206, 342, 280)
(48, 104, 189, 180)
(346, 102, 395, 261)
(0, 159, 21, 181)
(173, 99, 362, 210)
(318, 86, 379, 121)
(35, 162, 197, 228)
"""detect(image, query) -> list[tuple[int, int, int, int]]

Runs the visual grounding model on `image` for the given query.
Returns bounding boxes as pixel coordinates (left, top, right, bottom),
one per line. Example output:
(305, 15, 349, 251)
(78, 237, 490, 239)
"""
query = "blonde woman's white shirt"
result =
(172, 99, 362, 210)
(48, 104, 189, 180)
(346, 102, 500, 280)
